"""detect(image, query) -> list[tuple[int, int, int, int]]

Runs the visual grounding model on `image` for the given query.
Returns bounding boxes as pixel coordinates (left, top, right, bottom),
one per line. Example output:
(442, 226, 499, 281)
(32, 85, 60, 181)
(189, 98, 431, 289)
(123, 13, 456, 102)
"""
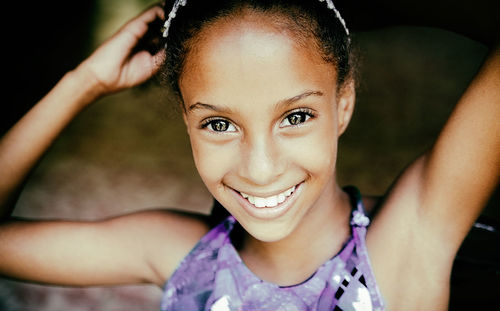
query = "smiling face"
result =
(180, 13, 355, 242)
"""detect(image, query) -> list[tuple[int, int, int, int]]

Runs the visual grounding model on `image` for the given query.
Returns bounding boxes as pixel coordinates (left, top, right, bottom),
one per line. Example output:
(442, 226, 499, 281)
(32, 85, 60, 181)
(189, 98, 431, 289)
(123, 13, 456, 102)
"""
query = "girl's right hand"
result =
(76, 4, 166, 97)
(0, 5, 213, 288)
(0, 5, 166, 213)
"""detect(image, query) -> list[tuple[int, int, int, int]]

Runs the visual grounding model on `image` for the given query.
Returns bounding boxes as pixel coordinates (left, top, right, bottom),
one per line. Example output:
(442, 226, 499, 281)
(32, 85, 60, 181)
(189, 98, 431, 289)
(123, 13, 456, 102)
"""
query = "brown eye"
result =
(212, 120, 228, 131)
(280, 110, 313, 127)
(202, 119, 236, 132)
(287, 113, 306, 125)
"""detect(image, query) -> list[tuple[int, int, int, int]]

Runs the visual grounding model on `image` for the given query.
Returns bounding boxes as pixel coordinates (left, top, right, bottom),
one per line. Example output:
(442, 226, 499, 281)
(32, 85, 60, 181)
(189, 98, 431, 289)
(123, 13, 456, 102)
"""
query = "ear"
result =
(336, 80, 356, 137)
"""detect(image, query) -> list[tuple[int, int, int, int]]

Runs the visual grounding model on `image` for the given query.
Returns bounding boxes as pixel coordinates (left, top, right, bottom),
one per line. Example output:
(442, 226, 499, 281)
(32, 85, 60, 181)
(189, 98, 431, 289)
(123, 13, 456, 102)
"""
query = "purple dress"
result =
(161, 186, 385, 310)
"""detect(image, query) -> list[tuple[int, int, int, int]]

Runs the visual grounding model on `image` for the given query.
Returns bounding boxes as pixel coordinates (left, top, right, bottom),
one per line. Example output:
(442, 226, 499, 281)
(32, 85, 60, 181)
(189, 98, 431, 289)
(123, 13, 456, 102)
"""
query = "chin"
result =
(236, 214, 299, 243)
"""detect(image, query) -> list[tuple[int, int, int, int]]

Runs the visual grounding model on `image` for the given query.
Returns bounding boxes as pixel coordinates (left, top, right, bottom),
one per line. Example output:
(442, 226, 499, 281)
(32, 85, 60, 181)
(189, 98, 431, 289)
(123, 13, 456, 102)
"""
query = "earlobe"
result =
(337, 80, 356, 137)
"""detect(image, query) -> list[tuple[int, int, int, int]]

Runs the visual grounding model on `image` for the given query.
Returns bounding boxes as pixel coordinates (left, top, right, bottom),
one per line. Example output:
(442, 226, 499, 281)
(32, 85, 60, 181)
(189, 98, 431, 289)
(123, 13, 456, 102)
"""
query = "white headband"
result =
(162, 0, 187, 38)
(321, 0, 350, 37)
(162, 0, 350, 40)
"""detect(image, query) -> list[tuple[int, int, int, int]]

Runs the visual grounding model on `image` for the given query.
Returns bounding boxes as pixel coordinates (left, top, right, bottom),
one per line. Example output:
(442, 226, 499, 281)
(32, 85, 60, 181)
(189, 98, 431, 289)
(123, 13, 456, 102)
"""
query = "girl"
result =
(0, 0, 498, 310)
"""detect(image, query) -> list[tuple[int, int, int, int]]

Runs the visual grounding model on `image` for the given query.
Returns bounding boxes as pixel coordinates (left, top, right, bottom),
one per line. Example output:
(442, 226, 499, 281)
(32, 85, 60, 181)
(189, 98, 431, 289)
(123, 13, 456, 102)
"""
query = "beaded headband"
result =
(162, 0, 350, 40)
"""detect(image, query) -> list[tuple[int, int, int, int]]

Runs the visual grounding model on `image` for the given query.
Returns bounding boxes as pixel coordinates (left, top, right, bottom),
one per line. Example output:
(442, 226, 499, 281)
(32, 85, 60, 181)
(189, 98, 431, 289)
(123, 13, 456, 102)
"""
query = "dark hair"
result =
(159, 0, 355, 104)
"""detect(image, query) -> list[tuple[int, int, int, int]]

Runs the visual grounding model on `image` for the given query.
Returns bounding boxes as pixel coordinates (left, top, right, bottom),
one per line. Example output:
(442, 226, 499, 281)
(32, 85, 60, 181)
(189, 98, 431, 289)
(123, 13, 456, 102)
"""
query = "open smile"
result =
(229, 182, 303, 220)
(240, 185, 296, 208)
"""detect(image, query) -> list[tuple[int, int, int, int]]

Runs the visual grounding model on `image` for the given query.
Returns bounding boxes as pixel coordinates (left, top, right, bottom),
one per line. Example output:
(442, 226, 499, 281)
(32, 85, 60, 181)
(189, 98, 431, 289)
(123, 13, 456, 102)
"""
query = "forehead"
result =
(179, 14, 337, 106)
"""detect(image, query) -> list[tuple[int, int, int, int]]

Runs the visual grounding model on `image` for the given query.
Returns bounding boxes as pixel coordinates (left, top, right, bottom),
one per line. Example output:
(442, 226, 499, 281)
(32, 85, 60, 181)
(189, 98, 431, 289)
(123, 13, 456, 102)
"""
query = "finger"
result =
(107, 5, 165, 62)
(122, 50, 164, 87)
(119, 5, 165, 39)
(135, 4, 164, 27)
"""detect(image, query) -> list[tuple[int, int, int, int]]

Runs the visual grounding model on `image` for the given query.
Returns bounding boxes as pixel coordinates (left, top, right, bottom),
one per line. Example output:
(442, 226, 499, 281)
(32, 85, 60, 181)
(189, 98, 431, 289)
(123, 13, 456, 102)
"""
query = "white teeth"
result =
(266, 196, 278, 207)
(240, 185, 296, 208)
(254, 197, 266, 208)
(278, 194, 286, 203)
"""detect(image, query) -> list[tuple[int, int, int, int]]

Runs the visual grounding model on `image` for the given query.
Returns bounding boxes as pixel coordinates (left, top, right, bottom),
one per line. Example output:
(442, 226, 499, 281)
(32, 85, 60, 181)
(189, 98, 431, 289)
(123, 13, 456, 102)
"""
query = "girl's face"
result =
(180, 16, 354, 242)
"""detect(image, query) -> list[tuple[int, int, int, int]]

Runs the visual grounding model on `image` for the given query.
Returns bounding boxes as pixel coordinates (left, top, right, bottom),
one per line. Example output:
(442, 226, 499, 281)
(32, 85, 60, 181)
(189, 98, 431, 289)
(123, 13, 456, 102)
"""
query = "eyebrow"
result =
(187, 90, 323, 113)
(188, 102, 232, 113)
(275, 90, 323, 111)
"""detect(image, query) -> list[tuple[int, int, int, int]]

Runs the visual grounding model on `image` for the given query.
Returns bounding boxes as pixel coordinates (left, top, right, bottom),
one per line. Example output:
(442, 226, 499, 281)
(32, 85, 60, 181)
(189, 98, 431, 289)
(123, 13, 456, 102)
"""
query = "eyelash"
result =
(200, 108, 316, 133)
(200, 117, 236, 133)
(280, 108, 316, 128)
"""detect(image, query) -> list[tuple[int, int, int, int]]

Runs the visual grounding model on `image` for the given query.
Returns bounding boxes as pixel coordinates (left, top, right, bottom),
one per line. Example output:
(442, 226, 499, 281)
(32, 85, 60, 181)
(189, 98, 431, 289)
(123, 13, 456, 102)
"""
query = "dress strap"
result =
(343, 186, 386, 309)
(344, 185, 370, 227)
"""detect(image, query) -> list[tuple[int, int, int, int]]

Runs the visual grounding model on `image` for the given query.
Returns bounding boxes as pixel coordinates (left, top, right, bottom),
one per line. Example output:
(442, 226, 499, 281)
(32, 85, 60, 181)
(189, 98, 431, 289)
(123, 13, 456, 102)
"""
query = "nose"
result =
(239, 133, 285, 186)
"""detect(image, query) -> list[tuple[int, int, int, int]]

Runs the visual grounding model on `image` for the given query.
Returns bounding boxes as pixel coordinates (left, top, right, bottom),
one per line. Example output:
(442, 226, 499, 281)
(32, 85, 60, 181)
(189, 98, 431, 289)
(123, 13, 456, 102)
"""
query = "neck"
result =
(239, 181, 352, 286)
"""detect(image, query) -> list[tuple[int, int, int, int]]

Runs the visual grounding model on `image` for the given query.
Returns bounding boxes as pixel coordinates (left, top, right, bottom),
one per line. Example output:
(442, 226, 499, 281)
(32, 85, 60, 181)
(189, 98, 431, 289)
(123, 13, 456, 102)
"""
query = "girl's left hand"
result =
(77, 4, 165, 97)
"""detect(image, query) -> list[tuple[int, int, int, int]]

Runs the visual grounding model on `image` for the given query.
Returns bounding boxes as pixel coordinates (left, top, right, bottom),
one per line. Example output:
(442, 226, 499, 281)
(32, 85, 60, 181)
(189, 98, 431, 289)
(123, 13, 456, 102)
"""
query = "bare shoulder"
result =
(114, 208, 212, 286)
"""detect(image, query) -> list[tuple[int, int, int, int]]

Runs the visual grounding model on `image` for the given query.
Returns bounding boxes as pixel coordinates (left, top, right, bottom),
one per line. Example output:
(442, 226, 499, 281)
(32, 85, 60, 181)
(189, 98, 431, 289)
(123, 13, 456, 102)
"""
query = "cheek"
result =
(285, 121, 338, 177)
(190, 136, 238, 189)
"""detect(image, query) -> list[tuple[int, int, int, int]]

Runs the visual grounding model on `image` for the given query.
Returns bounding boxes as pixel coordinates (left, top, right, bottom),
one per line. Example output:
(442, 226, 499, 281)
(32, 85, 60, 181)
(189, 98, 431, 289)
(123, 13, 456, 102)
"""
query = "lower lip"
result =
(230, 183, 303, 220)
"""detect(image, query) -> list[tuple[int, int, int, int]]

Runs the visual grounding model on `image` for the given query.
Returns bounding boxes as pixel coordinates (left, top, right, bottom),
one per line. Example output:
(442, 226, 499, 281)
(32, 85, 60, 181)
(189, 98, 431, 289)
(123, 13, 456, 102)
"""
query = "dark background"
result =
(1, 0, 498, 309)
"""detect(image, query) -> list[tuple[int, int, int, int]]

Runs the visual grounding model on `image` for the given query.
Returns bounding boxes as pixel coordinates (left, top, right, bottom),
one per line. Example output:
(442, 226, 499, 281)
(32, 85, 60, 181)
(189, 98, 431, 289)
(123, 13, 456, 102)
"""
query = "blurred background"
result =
(1, 0, 498, 310)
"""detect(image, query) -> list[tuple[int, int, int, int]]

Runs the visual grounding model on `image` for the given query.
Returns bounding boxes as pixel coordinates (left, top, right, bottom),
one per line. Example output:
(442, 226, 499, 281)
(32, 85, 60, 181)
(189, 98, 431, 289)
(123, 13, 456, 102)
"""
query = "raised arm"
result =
(0, 5, 165, 216)
(338, 0, 499, 245)
(367, 42, 499, 310)
(0, 5, 210, 288)
(350, 1, 500, 307)
(422, 45, 499, 241)
(352, 0, 499, 248)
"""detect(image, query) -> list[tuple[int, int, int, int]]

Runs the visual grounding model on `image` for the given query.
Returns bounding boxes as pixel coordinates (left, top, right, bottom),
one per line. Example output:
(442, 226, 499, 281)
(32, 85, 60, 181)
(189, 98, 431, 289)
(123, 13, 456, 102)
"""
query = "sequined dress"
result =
(161, 186, 385, 310)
